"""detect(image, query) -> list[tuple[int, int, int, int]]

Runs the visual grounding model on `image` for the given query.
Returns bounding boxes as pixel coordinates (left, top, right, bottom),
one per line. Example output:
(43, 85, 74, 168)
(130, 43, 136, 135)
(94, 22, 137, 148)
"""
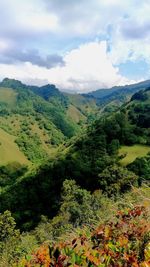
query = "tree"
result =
(128, 156, 150, 185)
(60, 180, 94, 226)
(98, 164, 138, 195)
(0, 210, 19, 254)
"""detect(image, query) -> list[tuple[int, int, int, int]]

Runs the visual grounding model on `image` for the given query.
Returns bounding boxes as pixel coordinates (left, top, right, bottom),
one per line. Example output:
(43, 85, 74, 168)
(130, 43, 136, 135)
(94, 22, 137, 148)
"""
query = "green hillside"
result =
(0, 78, 103, 165)
(66, 93, 98, 115)
(0, 84, 150, 266)
(0, 128, 29, 165)
(66, 104, 86, 123)
(1, 86, 150, 231)
(0, 87, 18, 106)
(0, 78, 148, 166)
(0, 79, 89, 165)
(85, 79, 150, 103)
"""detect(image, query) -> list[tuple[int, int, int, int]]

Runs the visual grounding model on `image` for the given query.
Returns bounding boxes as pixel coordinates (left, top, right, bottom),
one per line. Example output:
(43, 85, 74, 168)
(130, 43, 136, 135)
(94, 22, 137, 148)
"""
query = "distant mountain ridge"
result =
(81, 80, 150, 112)
(84, 80, 150, 100)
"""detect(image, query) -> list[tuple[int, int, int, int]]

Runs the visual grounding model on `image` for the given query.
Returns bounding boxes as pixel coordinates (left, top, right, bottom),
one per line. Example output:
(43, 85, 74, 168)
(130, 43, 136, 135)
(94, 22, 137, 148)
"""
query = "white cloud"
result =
(0, 41, 134, 92)
(109, 21, 150, 66)
(0, 0, 149, 89)
(47, 41, 130, 91)
(0, 0, 59, 37)
(22, 13, 58, 33)
(107, 1, 150, 66)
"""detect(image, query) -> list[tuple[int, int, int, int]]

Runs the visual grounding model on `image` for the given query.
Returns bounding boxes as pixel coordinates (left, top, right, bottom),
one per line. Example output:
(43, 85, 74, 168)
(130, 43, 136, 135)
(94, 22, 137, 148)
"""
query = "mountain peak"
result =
(1, 78, 26, 89)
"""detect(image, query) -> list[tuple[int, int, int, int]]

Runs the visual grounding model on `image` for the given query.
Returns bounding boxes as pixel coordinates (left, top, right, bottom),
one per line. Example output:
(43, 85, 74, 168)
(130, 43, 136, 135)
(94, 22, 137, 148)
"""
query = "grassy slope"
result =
(0, 128, 29, 165)
(67, 104, 86, 123)
(119, 144, 150, 166)
(0, 84, 98, 165)
(0, 85, 68, 164)
(0, 114, 61, 163)
(0, 87, 18, 106)
(66, 94, 98, 115)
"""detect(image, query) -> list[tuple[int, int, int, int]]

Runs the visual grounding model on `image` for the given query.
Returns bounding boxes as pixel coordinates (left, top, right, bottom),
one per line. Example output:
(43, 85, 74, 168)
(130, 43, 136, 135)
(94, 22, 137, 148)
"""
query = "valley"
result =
(0, 79, 150, 266)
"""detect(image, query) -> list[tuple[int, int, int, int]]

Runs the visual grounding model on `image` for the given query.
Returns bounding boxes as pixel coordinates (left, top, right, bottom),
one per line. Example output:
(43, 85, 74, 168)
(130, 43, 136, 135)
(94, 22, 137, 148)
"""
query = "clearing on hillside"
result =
(0, 87, 18, 106)
(119, 144, 150, 166)
(67, 104, 86, 123)
(0, 128, 29, 165)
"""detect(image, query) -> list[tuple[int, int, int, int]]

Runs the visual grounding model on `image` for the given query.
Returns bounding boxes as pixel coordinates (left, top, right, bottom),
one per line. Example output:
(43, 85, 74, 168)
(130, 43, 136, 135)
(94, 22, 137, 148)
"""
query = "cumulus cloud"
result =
(109, 21, 150, 66)
(46, 41, 130, 91)
(108, 0, 150, 66)
(0, 41, 134, 92)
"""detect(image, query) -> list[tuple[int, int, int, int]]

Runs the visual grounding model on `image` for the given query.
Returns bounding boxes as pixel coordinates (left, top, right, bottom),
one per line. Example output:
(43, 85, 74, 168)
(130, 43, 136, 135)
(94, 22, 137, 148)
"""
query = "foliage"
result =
(32, 180, 114, 245)
(0, 210, 20, 254)
(15, 133, 48, 164)
(98, 164, 138, 195)
(15, 205, 150, 267)
(0, 212, 37, 267)
(128, 155, 150, 185)
(0, 162, 28, 186)
(129, 88, 150, 131)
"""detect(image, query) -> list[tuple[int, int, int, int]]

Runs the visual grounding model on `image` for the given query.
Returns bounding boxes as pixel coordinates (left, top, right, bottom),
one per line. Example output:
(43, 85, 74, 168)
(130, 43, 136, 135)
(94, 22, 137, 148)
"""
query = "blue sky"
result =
(0, 0, 150, 92)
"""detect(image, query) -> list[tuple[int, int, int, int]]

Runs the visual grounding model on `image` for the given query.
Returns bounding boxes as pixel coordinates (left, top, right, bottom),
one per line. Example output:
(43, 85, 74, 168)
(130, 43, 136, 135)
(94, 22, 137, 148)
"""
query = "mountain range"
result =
(0, 77, 150, 267)
(0, 79, 150, 229)
(0, 78, 149, 165)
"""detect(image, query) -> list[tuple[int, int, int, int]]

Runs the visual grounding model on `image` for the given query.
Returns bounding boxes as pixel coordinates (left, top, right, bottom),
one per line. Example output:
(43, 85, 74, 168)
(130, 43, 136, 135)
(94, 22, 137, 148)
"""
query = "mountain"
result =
(84, 80, 150, 112)
(0, 83, 150, 266)
(0, 77, 150, 166)
(0, 78, 98, 165)
(86, 80, 150, 99)
(1, 86, 149, 230)
(0, 79, 66, 164)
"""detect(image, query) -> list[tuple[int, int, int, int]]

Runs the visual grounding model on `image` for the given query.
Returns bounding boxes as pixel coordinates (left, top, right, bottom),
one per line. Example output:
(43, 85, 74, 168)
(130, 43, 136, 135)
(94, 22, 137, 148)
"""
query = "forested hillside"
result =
(0, 78, 98, 165)
(0, 87, 150, 227)
(86, 79, 150, 103)
(0, 82, 150, 266)
(0, 78, 149, 166)
(84, 80, 150, 114)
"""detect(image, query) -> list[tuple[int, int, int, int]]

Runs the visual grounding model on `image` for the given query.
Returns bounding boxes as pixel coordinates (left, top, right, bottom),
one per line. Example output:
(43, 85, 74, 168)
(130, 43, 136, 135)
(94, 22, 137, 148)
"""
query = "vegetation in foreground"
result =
(17, 206, 150, 267)
(0, 184, 150, 266)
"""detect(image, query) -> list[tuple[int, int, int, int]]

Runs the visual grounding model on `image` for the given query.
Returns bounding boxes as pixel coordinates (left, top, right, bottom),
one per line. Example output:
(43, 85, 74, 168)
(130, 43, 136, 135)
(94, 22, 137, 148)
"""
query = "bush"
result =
(16, 205, 150, 267)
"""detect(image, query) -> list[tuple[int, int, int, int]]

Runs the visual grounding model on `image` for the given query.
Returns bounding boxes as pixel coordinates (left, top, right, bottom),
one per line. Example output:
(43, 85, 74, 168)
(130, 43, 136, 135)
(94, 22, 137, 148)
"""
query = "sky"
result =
(0, 0, 150, 92)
